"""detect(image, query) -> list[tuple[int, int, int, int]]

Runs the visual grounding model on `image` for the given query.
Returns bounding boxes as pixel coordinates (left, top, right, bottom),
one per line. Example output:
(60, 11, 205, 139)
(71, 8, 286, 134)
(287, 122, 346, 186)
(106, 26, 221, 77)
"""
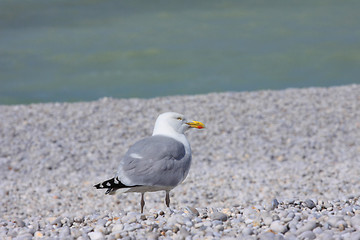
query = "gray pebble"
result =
(59, 226, 70, 238)
(146, 232, 159, 240)
(317, 230, 335, 240)
(214, 224, 224, 232)
(296, 221, 317, 234)
(210, 212, 228, 222)
(327, 216, 344, 228)
(71, 228, 82, 238)
(14, 218, 26, 228)
(284, 232, 298, 240)
(351, 215, 360, 231)
(263, 216, 273, 226)
(51, 217, 62, 227)
(242, 227, 253, 235)
(350, 231, 360, 240)
(74, 216, 84, 223)
(186, 206, 200, 216)
(298, 231, 316, 240)
(88, 231, 105, 240)
(304, 199, 316, 209)
(312, 227, 323, 235)
(18, 235, 33, 240)
(176, 215, 191, 225)
(179, 227, 191, 238)
(259, 231, 284, 240)
(271, 199, 279, 210)
(270, 220, 288, 234)
(82, 226, 94, 234)
(96, 219, 107, 227)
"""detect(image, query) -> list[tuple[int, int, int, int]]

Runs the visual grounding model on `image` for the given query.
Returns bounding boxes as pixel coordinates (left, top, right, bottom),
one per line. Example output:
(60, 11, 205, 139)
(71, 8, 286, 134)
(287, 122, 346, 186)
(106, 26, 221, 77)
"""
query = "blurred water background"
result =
(1, 0, 359, 105)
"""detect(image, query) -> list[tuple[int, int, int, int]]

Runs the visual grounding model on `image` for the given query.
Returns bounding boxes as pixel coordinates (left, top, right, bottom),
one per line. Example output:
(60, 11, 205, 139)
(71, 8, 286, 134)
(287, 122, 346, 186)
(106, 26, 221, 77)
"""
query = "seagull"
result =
(94, 112, 205, 213)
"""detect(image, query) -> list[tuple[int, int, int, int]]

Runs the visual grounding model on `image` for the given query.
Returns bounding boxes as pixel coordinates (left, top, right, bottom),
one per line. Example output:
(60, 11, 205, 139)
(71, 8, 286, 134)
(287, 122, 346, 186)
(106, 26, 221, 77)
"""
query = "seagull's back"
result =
(117, 135, 191, 188)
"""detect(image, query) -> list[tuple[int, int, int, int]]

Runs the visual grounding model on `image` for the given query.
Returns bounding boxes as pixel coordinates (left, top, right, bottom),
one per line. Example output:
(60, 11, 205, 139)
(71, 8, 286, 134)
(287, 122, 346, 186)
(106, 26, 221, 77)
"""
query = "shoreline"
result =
(0, 83, 357, 107)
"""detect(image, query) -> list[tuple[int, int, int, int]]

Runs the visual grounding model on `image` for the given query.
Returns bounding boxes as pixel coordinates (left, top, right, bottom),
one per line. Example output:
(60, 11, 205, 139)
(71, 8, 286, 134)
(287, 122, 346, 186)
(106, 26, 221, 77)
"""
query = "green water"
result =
(1, 0, 360, 104)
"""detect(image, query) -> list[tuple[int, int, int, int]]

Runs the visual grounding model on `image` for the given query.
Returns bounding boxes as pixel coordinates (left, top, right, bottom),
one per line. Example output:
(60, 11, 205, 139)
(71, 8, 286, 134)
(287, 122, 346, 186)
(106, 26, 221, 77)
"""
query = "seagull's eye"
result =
(177, 117, 183, 121)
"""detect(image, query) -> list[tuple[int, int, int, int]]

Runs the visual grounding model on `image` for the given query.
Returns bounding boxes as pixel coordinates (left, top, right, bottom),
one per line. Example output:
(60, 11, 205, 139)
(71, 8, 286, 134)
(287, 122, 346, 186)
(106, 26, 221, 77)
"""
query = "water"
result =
(1, 0, 360, 105)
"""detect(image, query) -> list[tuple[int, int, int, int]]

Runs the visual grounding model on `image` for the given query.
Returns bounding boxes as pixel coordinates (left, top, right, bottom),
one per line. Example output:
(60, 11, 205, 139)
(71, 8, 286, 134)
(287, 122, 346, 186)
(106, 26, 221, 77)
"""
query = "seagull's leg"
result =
(141, 193, 145, 214)
(165, 190, 170, 208)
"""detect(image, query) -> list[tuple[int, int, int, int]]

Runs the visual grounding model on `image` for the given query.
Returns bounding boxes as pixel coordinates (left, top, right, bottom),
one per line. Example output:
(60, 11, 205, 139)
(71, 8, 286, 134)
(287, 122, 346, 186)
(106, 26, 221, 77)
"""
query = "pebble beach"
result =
(1, 85, 360, 239)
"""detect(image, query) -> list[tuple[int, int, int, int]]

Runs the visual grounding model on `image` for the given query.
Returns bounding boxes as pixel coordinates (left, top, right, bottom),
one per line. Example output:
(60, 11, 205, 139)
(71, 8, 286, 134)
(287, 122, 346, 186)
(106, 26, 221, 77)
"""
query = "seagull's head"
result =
(153, 112, 205, 136)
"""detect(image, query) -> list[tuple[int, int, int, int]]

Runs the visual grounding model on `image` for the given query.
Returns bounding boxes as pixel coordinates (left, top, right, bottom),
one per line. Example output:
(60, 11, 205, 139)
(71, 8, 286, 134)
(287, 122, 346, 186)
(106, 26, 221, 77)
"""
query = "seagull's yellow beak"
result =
(186, 121, 205, 129)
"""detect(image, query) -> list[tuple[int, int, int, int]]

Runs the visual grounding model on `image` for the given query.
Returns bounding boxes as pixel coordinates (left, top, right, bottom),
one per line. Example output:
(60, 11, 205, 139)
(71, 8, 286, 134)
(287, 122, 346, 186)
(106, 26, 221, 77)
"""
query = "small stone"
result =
(317, 231, 334, 240)
(166, 215, 178, 226)
(313, 227, 323, 235)
(270, 220, 288, 234)
(263, 216, 273, 226)
(15, 233, 33, 240)
(96, 219, 107, 227)
(176, 215, 191, 225)
(304, 199, 316, 209)
(212, 220, 223, 226)
(341, 206, 354, 215)
(186, 206, 200, 216)
(350, 231, 360, 240)
(221, 208, 232, 216)
(284, 232, 297, 240)
(242, 227, 253, 235)
(34, 231, 43, 238)
(61, 217, 74, 226)
(122, 215, 137, 224)
(258, 231, 277, 240)
(105, 220, 112, 227)
(94, 225, 106, 233)
(59, 226, 70, 238)
(296, 221, 317, 234)
(286, 212, 295, 220)
(74, 216, 84, 223)
(272, 214, 280, 221)
(15, 218, 26, 227)
(351, 215, 360, 231)
(179, 227, 190, 238)
(324, 201, 333, 209)
(298, 231, 316, 240)
(71, 228, 82, 238)
(337, 220, 347, 231)
(50, 217, 62, 226)
(123, 223, 141, 232)
(139, 215, 147, 221)
(172, 225, 179, 233)
(146, 232, 159, 240)
(271, 199, 279, 210)
(185, 220, 193, 227)
(88, 231, 105, 240)
(210, 212, 228, 221)
(328, 216, 343, 228)
(215, 224, 224, 232)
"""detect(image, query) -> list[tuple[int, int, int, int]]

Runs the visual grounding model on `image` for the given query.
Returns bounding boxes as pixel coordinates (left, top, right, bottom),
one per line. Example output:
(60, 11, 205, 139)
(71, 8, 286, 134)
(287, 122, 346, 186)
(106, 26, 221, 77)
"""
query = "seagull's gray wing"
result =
(117, 135, 191, 187)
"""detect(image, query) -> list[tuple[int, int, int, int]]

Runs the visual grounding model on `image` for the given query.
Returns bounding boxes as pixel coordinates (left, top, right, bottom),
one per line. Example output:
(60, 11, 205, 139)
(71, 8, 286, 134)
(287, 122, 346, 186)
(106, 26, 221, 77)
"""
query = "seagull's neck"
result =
(152, 126, 190, 150)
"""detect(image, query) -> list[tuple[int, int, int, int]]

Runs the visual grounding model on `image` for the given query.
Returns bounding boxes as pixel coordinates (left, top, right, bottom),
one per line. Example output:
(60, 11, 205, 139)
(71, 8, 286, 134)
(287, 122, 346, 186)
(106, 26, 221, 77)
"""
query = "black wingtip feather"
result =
(94, 177, 140, 194)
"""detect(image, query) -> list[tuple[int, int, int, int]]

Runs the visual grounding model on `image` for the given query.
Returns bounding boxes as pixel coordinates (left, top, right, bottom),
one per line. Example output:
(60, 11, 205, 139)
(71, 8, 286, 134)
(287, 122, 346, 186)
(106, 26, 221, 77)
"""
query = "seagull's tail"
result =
(94, 177, 137, 195)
